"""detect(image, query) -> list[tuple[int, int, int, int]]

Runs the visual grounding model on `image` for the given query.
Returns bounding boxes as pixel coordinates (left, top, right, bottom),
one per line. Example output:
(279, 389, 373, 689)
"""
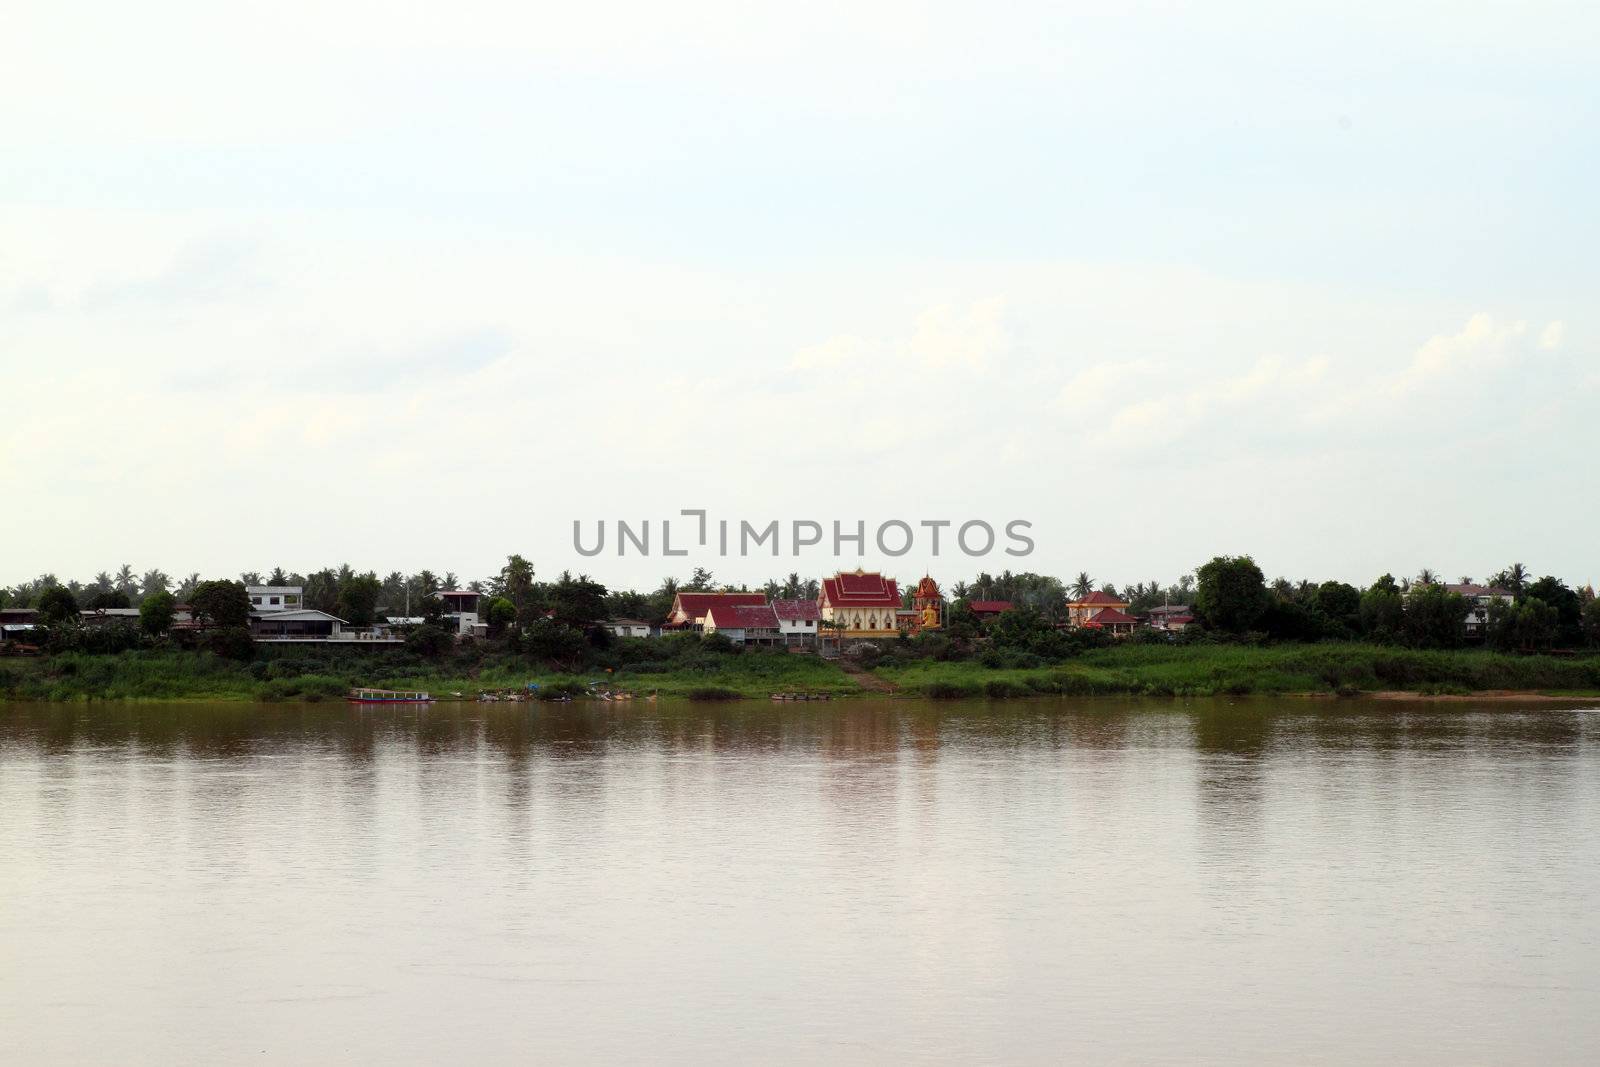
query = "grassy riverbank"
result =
(0, 648, 857, 703)
(3, 642, 1599, 703)
(873, 643, 1600, 698)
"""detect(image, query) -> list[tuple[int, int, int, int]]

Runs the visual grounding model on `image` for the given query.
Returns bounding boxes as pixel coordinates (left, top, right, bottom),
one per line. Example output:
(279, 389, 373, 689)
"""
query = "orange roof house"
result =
(1067, 590, 1132, 630)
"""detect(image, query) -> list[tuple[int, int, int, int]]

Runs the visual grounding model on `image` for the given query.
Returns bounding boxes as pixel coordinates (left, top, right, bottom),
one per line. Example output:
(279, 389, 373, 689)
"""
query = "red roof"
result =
(1087, 607, 1136, 625)
(772, 598, 820, 621)
(1071, 591, 1127, 606)
(820, 571, 900, 609)
(1167, 615, 1194, 625)
(706, 604, 780, 630)
(668, 591, 767, 623)
(968, 599, 1014, 614)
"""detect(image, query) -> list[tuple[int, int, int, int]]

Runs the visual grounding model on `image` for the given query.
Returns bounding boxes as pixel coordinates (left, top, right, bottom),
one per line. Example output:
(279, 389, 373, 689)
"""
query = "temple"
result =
(818, 569, 902, 638)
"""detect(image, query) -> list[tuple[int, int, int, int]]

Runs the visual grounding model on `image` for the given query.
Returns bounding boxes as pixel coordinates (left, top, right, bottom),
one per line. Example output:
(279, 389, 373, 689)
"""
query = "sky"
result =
(3, 1, 1598, 593)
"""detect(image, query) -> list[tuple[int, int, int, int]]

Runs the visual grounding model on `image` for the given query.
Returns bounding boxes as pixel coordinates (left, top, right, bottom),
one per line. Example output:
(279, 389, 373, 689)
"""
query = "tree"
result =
(1071, 572, 1095, 599)
(1490, 562, 1529, 595)
(304, 569, 341, 613)
(139, 569, 171, 603)
(1314, 581, 1361, 632)
(684, 567, 715, 592)
(1359, 575, 1405, 641)
(1415, 567, 1439, 586)
(1488, 597, 1558, 651)
(1401, 584, 1467, 648)
(485, 597, 517, 636)
(190, 580, 252, 628)
(140, 591, 176, 637)
(1193, 555, 1269, 633)
(1525, 576, 1582, 647)
(549, 571, 608, 628)
(337, 574, 382, 627)
(498, 555, 537, 619)
(1582, 598, 1600, 648)
(114, 563, 137, 599)
(87, 589, 131, 610)
(37, 586, 79, 626)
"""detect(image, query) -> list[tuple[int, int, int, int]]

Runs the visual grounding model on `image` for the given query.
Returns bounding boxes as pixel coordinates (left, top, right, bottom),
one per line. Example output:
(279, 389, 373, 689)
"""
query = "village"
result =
(1, 567, 1208, 652)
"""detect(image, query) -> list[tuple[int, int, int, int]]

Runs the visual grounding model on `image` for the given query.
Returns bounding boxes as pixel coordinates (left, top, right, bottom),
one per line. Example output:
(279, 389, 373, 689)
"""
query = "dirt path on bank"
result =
(837, 660, 897, 693)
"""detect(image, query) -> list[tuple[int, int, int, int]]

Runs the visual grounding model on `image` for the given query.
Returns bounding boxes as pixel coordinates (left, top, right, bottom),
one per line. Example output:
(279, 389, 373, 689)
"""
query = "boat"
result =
(347, 688, 433, 704)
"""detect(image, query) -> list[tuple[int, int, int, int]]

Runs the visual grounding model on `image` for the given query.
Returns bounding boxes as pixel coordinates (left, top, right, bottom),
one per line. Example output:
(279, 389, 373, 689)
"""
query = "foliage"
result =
(1359, 577, 1405, 642)
(190, 580, 252, 629)
(405, 623, 455, 658)
(485, 597, 517, 635)
(139, 591, 176, 636)
(336, 574, 382, 627)
(37, 586, 79, 625)
(1400, 584, 1467, 649)
(1194, 555, 1269, 633)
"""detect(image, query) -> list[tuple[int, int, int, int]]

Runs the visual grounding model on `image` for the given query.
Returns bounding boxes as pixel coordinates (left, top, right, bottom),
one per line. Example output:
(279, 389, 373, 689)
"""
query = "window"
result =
(285, 595, 299, 605)
(251, 597, 262, 605)
(270, 596, 281, 605)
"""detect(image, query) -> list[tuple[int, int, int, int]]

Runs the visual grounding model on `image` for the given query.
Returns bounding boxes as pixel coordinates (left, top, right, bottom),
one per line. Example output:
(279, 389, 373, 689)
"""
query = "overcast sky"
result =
(3, 1, 1597, 592)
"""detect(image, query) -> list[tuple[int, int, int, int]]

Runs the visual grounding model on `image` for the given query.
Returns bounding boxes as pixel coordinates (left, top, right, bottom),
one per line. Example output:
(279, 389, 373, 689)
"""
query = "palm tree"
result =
(1416, 568, 1439, 586)
(1459, 575, 1474, 586)
(951, 580, 971, 600)
(114, 563, 137, 596)
(1071, 572, 1095, 599)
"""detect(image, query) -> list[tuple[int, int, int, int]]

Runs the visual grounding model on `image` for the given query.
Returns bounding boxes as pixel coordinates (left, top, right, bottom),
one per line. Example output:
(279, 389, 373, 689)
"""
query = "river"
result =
(2, 697, 1597, 1064)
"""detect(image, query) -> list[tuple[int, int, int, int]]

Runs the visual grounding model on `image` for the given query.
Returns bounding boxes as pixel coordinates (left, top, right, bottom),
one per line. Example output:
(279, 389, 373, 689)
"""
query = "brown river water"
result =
(2, 697, 1598, 1064)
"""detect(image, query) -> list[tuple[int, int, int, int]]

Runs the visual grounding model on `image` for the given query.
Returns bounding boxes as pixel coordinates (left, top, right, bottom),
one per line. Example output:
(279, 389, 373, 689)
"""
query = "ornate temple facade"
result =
(818, 569, 902, 638)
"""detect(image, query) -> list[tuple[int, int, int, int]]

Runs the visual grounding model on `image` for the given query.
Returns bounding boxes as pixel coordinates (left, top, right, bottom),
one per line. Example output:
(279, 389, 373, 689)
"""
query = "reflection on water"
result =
(2, 697, 1598, 1065)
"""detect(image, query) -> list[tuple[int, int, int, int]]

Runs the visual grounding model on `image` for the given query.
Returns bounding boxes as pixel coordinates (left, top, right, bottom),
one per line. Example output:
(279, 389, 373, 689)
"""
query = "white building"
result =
(1443, 583, 1515, 637)
(438, 590, 486, 637)
(605, 618, 653, 638)
(247, 585, 304, 611)
(772, 599, 821, 645)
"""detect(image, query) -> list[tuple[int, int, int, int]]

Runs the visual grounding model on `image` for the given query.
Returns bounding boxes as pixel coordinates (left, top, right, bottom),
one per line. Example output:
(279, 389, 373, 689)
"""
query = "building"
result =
(1144, 605, 1195, 632)
(1443, 583, 1515, 638)
(0, 607, 39, 648)
(1066, 591, 1131, 628)
(818, 569, 902, 638)
(244, 583, 394, 642)
(438, 590, 486, 637)
(772, 599, 821, 645)
(250, 609, 351, 641)
(246, 585, 304, 611)
(703, 603, 781, 645)
(605, 618, 653, 639)
(662, 591, 768, 630)
(967, 599, 1014, 623)
(78, 607, 143, 628)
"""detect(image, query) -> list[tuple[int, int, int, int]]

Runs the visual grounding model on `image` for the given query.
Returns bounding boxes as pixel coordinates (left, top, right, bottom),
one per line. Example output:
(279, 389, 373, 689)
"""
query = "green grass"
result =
(5, 642, 1600, 704)
(873, 643, 1600, 698)
(0, 646, 856, 702)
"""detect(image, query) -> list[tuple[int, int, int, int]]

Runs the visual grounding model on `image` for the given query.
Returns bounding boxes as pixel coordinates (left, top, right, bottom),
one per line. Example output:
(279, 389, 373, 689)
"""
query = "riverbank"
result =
(3, 643, 1599, 703)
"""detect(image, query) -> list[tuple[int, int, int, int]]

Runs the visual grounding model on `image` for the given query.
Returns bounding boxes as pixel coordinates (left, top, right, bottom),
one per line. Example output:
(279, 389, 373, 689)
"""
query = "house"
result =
(246, 585, 304, 611)
(772, 599, 821, 645)
(79, 607, 143, 628)
(438, 590, 487, 637)
(818, 569, 902, 638)
(250, 608, 350, 641)
(605, 618, 653, 639)
(967, 599, 1014, 623)
(1080, 607, 1138, 636)
(662, 591, 768, 630)
(703, 603, 782, 645)
(1144, 605, 1195, 632)
(0, 607, 39, 648)
(1444, 583, 1515, 638)
(244, 584, 396, 642)
(1066, 591, 1131, 628)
